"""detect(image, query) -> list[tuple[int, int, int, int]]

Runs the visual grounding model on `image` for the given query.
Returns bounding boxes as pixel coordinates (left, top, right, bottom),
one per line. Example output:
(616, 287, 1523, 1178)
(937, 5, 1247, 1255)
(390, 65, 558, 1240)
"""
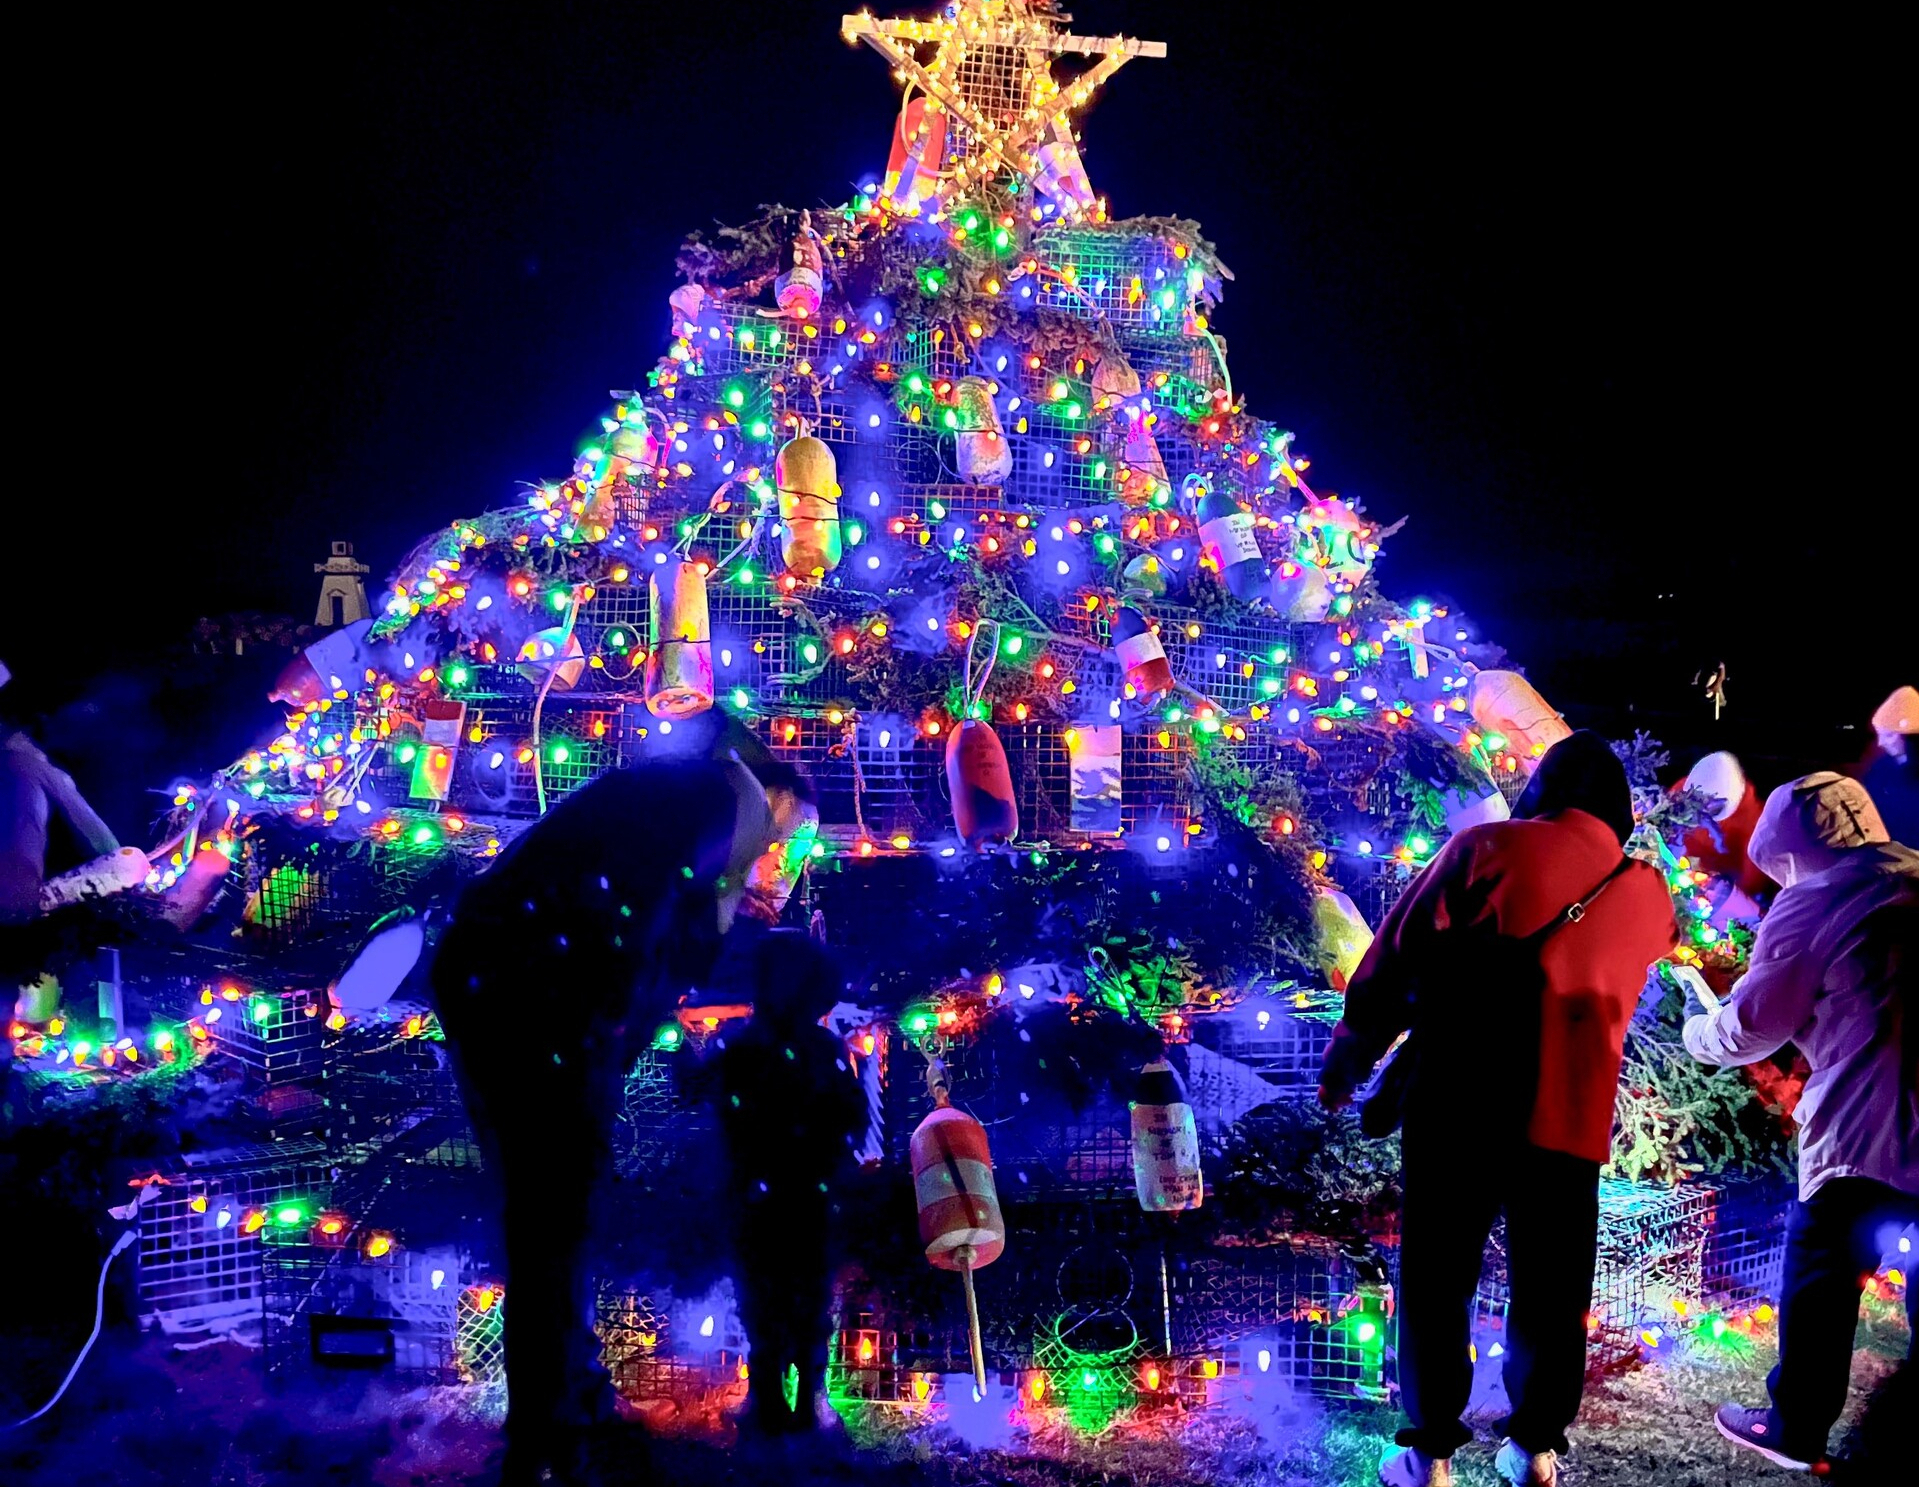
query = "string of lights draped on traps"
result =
(112, 0, 1754, 1024)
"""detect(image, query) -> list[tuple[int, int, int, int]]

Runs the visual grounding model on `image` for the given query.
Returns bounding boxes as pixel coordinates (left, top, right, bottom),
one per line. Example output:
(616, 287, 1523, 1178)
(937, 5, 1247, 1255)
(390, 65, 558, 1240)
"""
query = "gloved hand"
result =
(1672, 964, 1720, 1023)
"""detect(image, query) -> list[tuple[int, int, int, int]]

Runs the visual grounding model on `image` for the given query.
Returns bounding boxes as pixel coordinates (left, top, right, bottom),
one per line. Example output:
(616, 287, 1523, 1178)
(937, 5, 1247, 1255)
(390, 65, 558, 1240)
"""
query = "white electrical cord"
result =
(3, 1227, 135, 1431)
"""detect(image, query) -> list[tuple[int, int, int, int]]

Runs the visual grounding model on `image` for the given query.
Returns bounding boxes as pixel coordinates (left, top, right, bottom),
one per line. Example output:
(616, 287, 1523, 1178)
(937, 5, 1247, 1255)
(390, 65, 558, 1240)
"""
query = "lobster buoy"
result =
(884, 95, 947, 214)
(39, 846, 150, 914)
(1131, 1059, 1203, 1212)
(774, 212, 824, 319)
(1113, 605, 1174, 703)
(645, 561, 715, 718)
(1198, 487, 1265, 601)
(517, 627, 586, 692)
(1313, 885, 1375, 993)
(1468, 670, 1572, 776)
(946, 718, 1018, 850)
(775, 435, 843, 578)
(953, 376, 1013, 483)
(1269, 560, 1334, 623)
(911, 1077, 1004, 1392)
(1093, 354, 1166, 503)
(1032, 136, 1095, 215)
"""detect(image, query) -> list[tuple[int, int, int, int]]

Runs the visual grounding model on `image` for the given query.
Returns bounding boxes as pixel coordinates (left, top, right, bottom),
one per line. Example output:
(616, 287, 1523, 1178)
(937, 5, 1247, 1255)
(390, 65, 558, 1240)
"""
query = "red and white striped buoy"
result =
(910, 1064, 1004, 1391)
(1113, 604, 1174, 702)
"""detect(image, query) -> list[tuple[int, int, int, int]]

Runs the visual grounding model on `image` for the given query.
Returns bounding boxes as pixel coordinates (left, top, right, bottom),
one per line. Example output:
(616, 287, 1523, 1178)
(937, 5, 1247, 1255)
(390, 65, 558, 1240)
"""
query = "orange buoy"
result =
(946, 719, 1018, 850)
(910, 1072, 1003, 1390)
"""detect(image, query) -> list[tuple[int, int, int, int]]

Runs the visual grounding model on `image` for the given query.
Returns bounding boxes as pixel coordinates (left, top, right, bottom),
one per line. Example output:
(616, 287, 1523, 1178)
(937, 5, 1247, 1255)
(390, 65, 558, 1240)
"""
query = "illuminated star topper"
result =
(842, 1, 1165, 219)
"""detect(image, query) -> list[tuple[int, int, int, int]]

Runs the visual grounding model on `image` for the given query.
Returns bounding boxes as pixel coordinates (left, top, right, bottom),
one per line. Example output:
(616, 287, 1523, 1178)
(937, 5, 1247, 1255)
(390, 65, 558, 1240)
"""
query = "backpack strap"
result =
(1528, 856, 1636, 945)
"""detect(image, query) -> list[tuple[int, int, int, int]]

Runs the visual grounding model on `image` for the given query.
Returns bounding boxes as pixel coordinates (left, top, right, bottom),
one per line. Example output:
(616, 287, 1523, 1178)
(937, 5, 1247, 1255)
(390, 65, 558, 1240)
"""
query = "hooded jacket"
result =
(1325, 732, 1678, 1162)
(1684, 773, 1919, 1199)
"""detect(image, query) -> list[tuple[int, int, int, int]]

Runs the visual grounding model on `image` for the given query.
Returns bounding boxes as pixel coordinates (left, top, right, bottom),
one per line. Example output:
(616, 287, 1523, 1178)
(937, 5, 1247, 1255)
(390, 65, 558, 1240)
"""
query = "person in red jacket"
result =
(1321, 731, 1678, 1487)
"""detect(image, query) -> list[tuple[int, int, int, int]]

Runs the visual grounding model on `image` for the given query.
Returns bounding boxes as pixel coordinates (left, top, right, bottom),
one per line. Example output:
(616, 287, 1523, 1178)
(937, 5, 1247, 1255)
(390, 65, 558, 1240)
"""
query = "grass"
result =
(1, 1308, 1907, 1485)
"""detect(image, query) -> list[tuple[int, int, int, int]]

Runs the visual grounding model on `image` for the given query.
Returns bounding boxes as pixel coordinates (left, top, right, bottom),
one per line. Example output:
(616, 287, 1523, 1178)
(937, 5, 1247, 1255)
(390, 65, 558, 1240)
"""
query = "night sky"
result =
(9, 2, 1902, 831)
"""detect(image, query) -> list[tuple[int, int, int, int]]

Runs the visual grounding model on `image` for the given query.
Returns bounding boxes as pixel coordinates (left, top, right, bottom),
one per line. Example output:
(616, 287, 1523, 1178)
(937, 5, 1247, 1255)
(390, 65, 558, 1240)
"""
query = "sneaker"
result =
(1379, 1446, 1453, 1487)
(1712, 1403, 1820, 1472)
(1494, 1439, 1558, 1485)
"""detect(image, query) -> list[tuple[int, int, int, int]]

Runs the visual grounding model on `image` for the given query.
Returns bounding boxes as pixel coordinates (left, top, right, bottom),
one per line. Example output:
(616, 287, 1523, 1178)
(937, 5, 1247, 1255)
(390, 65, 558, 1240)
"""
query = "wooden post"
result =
(957, 1243, 986, 1396)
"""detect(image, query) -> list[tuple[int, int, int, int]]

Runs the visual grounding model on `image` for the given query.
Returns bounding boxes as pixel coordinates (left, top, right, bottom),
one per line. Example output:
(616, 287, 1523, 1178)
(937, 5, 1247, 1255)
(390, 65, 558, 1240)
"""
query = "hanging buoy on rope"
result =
(644, 560, 714, 718)
(1131, 1058, 1203, 1212)
(773, 211, 824, 319)
(910, 1059, 1003, 1393)
(1468, 670, 1572, 776)
(947, 621, 1018, 849)
(1197, 485, 1265, 601)
(953, 376, 1013, 483)
(775, 434, 843, 578)
(1113, 604, 1174, 703)
(516, 626, 585, 692)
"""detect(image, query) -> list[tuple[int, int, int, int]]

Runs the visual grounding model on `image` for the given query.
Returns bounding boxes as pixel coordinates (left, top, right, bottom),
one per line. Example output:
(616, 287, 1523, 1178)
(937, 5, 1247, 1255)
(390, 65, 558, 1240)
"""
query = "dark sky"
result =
(9, 2, 1903, 797)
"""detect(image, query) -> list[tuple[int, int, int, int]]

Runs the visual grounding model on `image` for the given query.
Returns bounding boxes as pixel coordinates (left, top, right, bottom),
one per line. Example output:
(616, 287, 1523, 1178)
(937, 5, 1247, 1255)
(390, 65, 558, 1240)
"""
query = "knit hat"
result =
(1513, 729, 1636, 846)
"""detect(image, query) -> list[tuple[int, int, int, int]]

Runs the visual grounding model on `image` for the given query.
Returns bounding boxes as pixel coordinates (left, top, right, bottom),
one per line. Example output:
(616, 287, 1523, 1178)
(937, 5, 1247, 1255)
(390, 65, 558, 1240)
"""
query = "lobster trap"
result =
(1473, 1179, 1711, 1370)
(1190, 997, 1338, 1108)
(261, 1164, 496, 1383)
(239, 829, 453, 955)
(133, 1139, 333, 1330)
(321, 1011, 477, 1169)
(1702, 1175, 1795, 1308)
(829, 1216, 1393, 1413)
(595, 1276, 749, 1423)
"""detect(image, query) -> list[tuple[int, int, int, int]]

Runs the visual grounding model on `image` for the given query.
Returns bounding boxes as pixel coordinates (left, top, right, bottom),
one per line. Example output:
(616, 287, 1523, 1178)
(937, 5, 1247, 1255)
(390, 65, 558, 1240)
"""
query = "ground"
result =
(3, 1308, 1909, 1486)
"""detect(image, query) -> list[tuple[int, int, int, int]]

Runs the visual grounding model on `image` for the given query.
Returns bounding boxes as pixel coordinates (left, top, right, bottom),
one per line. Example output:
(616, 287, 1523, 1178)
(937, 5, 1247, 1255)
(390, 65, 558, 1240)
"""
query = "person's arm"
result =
(0, 763, 51, 923)
(40, 756, 120, 859)
(1683, 889, 1823, 1067)
(1320, 831, 1480, 1101)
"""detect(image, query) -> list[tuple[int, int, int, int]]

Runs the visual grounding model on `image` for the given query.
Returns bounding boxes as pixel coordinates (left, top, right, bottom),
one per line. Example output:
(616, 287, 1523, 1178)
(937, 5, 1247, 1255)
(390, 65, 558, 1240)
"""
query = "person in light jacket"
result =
(1685, 772, 1918, 1473)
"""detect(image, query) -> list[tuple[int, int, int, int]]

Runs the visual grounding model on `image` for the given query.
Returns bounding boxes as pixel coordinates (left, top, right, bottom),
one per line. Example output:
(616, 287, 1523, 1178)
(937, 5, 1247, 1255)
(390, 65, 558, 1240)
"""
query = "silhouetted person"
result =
(708, 930, 868, 1438)
(433, 759, 771, 1487)
(1323, 731, 1677, 1487)
(1684, 773, 1917, 1472)
(1862, 685, 1919, 848)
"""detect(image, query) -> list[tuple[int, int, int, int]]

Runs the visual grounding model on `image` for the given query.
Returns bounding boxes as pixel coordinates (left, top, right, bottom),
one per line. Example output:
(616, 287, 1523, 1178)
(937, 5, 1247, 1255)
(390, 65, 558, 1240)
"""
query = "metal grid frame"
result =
(1702, 1176, 1795, 1308)
(239, 830, 450, 954)
(322, 1024, 475, 1167)
(1030, 226, 1198, 336)
(1192, 1000, 1338, 1102)
(828, 1226, 1392, 1409)
(1474, 1180, 1711, 1370)
(264, 1236, 482, 1384)
(134, 1139, 332, 1328)
(594, 1278, 749, 1413)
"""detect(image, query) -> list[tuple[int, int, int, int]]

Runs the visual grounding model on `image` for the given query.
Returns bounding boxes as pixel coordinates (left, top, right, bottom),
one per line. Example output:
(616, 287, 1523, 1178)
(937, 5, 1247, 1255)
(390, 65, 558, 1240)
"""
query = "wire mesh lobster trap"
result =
(261, 1165, 495, 1383)
(829, 1215, 1393, 1411)
(133, 1139, 333, 1330)
(1473, 1179, 1711, 1371)
(1031, 226, 1204, 338)
(594, 1276, 749, 1421)
(321, 1014, 477, 1170)
(1702, 1175, 1795, 1308)
(1190, 998, 1338, 1106)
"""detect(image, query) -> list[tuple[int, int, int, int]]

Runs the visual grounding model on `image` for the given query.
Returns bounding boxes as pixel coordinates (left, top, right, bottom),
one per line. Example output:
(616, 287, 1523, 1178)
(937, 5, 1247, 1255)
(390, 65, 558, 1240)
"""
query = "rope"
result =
(961, 620, 1000, 718)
